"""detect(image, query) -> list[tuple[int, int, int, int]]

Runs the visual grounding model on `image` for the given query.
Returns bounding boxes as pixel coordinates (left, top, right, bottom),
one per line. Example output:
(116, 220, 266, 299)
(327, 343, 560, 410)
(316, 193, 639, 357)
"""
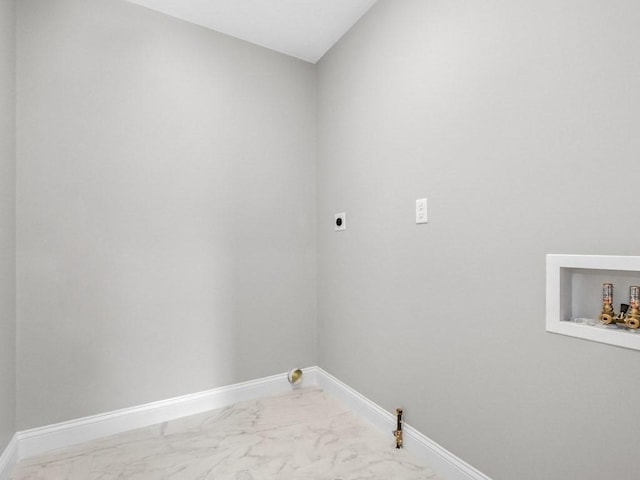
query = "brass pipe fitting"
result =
(599, 309, 615, 324)
(626, 307, 640, 329)
(393, 408, 403, 449)
(627, 287, 640, 329)
(599, 283, 616, 324)
(287, 368, 303, 386)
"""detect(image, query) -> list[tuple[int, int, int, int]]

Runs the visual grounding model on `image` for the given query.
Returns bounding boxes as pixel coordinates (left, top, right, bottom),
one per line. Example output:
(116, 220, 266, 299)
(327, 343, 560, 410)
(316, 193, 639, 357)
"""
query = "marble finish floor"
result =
(12, 388, 444, 480)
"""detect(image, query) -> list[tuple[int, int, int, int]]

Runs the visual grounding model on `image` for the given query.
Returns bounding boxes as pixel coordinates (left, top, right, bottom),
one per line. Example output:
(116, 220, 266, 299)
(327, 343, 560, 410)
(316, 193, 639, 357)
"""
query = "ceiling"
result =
(125, 0, 379, 64)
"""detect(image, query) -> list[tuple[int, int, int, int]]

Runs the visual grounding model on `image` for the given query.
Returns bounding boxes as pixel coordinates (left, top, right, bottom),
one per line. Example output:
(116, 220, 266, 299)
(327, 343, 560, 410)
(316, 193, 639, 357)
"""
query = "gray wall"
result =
(0, 0, 16, 453)
(12, 0, 640, 478)
(16, 0, 316, 430)
(317, 1, 640, 480)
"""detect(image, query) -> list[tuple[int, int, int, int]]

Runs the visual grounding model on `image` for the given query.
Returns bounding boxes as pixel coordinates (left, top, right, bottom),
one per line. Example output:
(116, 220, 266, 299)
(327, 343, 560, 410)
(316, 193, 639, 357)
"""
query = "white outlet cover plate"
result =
(416, 198, 428, 224)
(335, 212, 346, 231)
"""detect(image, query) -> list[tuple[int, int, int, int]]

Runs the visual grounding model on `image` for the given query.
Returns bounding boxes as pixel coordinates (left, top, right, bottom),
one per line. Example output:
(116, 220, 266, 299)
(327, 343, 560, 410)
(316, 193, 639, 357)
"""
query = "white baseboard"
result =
(17, 369, 307, 461)
(1, 366, 492, 480)
(311, 367, 493, 480)
(0, 435, 18, 480)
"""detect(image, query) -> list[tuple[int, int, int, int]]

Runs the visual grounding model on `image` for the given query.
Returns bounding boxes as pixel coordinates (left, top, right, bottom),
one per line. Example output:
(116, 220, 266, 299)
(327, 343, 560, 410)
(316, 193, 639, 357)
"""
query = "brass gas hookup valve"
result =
(393, 408, 403, 449)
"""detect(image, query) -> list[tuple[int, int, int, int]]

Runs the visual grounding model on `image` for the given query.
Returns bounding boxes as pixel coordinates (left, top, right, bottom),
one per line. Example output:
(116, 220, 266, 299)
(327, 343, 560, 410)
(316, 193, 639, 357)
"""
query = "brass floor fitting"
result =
(287, 368, 303, 386)
(393, 408, 403, 449)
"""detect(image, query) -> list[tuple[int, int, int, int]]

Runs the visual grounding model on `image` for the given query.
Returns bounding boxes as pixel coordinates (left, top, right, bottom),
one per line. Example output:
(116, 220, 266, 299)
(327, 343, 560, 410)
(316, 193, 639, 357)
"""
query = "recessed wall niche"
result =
(546, 255, 640, 351)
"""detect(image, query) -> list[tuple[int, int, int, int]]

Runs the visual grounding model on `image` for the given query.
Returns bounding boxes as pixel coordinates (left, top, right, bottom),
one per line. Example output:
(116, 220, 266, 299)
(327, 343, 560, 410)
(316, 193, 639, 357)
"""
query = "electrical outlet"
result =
(335, 212, 346, 231)
(416, 198, 427, 224)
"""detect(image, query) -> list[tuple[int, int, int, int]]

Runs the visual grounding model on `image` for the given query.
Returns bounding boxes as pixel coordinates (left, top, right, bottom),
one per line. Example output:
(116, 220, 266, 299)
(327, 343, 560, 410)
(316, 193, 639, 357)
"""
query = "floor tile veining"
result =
(12, 388, 443, 479)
